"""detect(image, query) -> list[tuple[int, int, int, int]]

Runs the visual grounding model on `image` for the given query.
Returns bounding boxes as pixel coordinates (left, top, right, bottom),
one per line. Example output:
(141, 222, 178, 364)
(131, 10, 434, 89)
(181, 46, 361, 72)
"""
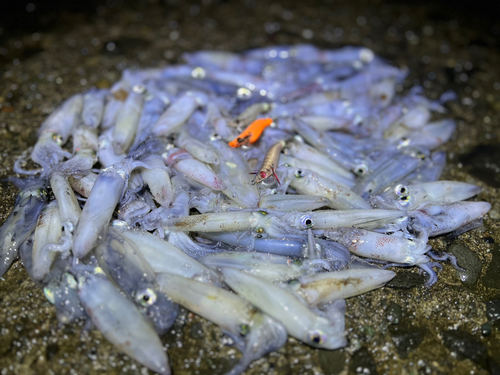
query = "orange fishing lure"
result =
(228, 118, 273, 148)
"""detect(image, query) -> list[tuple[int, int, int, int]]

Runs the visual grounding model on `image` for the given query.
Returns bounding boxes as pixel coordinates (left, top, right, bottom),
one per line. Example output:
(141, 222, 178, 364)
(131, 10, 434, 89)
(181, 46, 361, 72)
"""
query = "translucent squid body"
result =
(210, 140, 260, 208)
(164, 211, 266, 233)
(151, 91, 205, 137)
(26, 94, 83, 175)
(31, 200, 63, 280)
(112, 84, 146, 154)
(411, 201, 491, 237)
(157, 273, 287, 375)
(58, 124, 98, 177)
(199, 251, 305, 282)
(0, 182, 47, 277)
(372, 181, 482, 211)
(75, 266, 170, 375)
(115, 223, 221, 285)
(287, 267, 396, 306)
(258, 194, 331, 212)
(82, 88, 108, 129)
(168, 149, 226, 191)
(175, 130, 220, 165)
(95, 227, 179, 334)
(73, 156, 166, 258)
(287, 167, 371, 210)
(284, 209, 407, 231)
(232, 102, 272, 129)
(326, 228, 442, 285)
(221, 267, 347, 350)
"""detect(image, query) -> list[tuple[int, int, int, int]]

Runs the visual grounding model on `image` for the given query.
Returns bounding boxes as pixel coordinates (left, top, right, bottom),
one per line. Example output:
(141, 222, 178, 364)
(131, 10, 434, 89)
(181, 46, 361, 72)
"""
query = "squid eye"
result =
(191, 67, 206, 79)
(255, 227, 264, 234)
(399, 137, 410, 147)
(210, 133, 222, 141)
(354, 163, 369, 176)
(236, 87, 252, 100)
(239, 324, 250, 336)
(399, 195, 410, 205)
(52, 133, 63, 145)
(394, 184, 408, 196)
(136, 288, 157, 307)
(300, 215, 315, 229)
(132, 84, 146, 94)
(295, 169, 304, 178)
(309, 330, 326, 345)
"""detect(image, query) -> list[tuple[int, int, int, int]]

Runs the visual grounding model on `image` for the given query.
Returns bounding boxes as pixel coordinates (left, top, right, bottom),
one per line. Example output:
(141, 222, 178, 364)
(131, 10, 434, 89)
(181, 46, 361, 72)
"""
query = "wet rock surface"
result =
(448, 243, 482, 285)
(482, 244, 500, 289)
(442, 330, 488, 368)
(318, 349, 345, 375)
(385, 271, 426, 289)
(486, 300, 500, 325)
(349, 348, 378, 375)
(386, 302, 402, 325)
(0, 0, 499, 374)
(390, 325, 426, 359)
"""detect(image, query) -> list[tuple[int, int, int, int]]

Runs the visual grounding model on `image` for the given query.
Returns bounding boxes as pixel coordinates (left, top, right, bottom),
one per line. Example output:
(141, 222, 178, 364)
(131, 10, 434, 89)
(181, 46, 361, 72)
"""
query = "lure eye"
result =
(309, 330, 326, 345)
(255, 227, 265, 234)
(259, 171, 267, 179)
(295, 169, 304, 178)
(136, 288, 157, 307)
(300, 215, 315, 229)
(236, 87, 252, 100)
(354, 163, 368, 176)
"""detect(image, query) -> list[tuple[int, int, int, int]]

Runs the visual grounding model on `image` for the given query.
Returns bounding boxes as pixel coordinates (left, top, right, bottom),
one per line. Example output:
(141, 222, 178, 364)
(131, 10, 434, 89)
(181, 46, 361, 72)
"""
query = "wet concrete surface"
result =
(1, 0, 500, 374)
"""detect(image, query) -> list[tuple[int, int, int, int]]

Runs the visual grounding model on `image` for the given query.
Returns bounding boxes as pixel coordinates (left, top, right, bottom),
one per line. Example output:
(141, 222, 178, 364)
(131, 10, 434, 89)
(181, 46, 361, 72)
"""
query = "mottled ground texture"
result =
(1, 0, 500, 374)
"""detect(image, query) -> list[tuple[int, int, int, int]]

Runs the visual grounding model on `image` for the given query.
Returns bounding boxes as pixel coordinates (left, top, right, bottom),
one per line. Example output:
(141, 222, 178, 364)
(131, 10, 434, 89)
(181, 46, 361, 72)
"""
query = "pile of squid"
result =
(0, 44, 490, 375)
